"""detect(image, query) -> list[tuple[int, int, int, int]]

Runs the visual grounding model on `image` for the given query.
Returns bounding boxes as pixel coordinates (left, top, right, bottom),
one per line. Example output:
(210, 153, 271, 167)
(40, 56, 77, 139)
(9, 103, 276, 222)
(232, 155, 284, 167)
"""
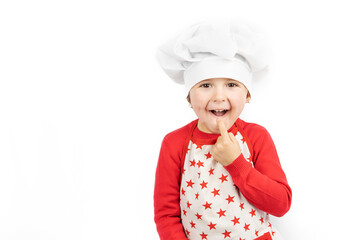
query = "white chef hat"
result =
(156, 19, 269, 96)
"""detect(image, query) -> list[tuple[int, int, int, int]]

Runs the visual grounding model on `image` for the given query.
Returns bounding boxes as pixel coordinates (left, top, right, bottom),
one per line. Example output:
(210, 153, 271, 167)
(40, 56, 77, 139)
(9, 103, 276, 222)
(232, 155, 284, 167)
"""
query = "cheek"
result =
(190, 93, 209, 112)
(229, 96, 247, 111)
(190, 97, 205, 115)
(192, 103, 208, 117)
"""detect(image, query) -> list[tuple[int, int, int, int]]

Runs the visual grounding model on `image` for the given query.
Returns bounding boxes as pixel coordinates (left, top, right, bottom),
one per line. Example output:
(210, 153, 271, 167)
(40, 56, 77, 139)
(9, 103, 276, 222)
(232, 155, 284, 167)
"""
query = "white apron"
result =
(179, 120, 281, 240)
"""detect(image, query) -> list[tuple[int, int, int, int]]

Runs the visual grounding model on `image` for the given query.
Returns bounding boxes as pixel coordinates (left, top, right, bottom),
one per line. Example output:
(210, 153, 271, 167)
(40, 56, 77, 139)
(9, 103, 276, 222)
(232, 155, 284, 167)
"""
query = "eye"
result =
(227, 82, 238, 87)
(200, 83, 211, 88)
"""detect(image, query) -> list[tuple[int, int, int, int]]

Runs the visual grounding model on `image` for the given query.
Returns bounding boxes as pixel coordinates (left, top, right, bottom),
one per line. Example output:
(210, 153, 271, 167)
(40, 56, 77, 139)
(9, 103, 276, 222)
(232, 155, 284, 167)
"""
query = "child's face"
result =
(189, 78, 250, 134)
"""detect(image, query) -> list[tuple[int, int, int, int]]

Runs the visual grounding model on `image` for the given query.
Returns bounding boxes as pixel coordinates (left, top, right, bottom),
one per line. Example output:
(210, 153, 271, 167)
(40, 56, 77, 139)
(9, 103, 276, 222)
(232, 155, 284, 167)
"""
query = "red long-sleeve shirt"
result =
(154, 118, 292, 240)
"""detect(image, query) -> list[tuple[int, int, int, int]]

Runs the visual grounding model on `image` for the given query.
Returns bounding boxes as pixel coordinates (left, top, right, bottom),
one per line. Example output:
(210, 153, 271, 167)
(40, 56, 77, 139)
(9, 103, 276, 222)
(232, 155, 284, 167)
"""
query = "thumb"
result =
(229, 132, 237, 142)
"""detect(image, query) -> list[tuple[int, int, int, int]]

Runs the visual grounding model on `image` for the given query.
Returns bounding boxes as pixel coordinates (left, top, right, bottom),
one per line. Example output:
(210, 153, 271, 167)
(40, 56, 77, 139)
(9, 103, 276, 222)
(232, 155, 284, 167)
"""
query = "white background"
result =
(1, 0, 360, 239)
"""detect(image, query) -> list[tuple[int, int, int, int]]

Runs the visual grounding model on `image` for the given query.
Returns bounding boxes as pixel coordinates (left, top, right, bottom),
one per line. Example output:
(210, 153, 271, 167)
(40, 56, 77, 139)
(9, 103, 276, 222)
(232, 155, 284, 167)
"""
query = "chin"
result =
(222, 120, 235, 131)
(202, 118, 235, 134)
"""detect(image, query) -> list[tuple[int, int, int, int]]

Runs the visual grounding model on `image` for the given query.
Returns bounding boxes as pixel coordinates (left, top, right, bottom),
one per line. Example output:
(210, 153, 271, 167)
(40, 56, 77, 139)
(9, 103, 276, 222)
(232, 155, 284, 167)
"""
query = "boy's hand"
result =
(211, 119, 242, 166)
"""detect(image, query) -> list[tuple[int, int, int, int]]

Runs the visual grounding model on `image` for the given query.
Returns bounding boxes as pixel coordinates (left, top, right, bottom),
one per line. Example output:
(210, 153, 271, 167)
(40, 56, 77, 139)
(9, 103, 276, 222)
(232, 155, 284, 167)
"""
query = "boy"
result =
(154, 20, 292, 240)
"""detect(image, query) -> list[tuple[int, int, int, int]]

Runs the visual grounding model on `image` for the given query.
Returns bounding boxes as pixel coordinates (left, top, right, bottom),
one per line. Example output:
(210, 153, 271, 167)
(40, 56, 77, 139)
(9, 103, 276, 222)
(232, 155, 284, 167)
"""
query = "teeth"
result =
(210, 109, 228, 116)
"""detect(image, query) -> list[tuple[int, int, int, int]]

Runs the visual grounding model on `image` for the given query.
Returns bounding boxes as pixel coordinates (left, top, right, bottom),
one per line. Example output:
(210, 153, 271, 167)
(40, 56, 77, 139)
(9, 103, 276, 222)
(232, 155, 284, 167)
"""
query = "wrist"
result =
(223, 153, 241, 166)
(224, 154, 252, 177)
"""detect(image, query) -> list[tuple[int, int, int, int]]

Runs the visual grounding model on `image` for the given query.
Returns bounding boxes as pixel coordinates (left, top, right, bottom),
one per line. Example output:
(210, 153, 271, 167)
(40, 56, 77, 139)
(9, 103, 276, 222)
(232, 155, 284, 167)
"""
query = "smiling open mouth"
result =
(210, 109, 229, 117)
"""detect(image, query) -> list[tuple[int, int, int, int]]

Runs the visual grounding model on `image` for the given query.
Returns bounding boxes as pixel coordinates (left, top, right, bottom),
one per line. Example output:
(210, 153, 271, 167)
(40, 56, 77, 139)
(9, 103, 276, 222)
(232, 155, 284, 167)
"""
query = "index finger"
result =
(217, 119, 230, 141)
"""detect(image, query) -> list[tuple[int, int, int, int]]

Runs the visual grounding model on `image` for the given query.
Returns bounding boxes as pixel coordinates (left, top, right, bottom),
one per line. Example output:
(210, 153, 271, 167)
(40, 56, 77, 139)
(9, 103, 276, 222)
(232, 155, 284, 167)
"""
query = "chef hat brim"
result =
(184, 57, 252, 94)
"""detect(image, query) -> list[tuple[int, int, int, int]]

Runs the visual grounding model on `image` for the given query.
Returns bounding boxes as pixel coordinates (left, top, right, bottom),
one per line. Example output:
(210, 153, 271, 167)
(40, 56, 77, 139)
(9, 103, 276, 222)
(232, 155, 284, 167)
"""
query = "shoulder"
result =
(238, 118, 275, 152)
(159, 120, 197, 162)
(162, 119, 197, 147)
(238, 118, 270, 140)
(238, 119, 278, 162)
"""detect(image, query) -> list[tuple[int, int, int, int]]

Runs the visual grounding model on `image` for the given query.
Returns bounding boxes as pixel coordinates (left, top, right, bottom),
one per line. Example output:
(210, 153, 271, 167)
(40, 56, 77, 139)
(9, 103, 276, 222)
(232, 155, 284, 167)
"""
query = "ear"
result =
(186, 94, 191, 104)
(246, 92, 251, 103)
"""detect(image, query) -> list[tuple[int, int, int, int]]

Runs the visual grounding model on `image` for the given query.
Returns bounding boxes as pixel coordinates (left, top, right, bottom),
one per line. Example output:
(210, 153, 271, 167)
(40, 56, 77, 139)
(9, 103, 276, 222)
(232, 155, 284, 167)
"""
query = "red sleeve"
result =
(224, 123, 292, 217)
(154, 129, 189, 240)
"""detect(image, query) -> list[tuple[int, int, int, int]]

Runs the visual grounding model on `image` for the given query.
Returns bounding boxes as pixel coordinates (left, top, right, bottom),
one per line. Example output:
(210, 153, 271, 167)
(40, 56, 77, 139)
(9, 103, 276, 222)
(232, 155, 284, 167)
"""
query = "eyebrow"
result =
(197, 78, 241, 85)
(224, 78, 239, 82)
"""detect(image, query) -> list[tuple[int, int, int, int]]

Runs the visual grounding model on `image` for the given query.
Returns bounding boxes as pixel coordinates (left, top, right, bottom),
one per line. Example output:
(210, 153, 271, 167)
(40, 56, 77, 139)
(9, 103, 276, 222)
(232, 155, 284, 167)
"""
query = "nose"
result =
(212, 87, 226, 102)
